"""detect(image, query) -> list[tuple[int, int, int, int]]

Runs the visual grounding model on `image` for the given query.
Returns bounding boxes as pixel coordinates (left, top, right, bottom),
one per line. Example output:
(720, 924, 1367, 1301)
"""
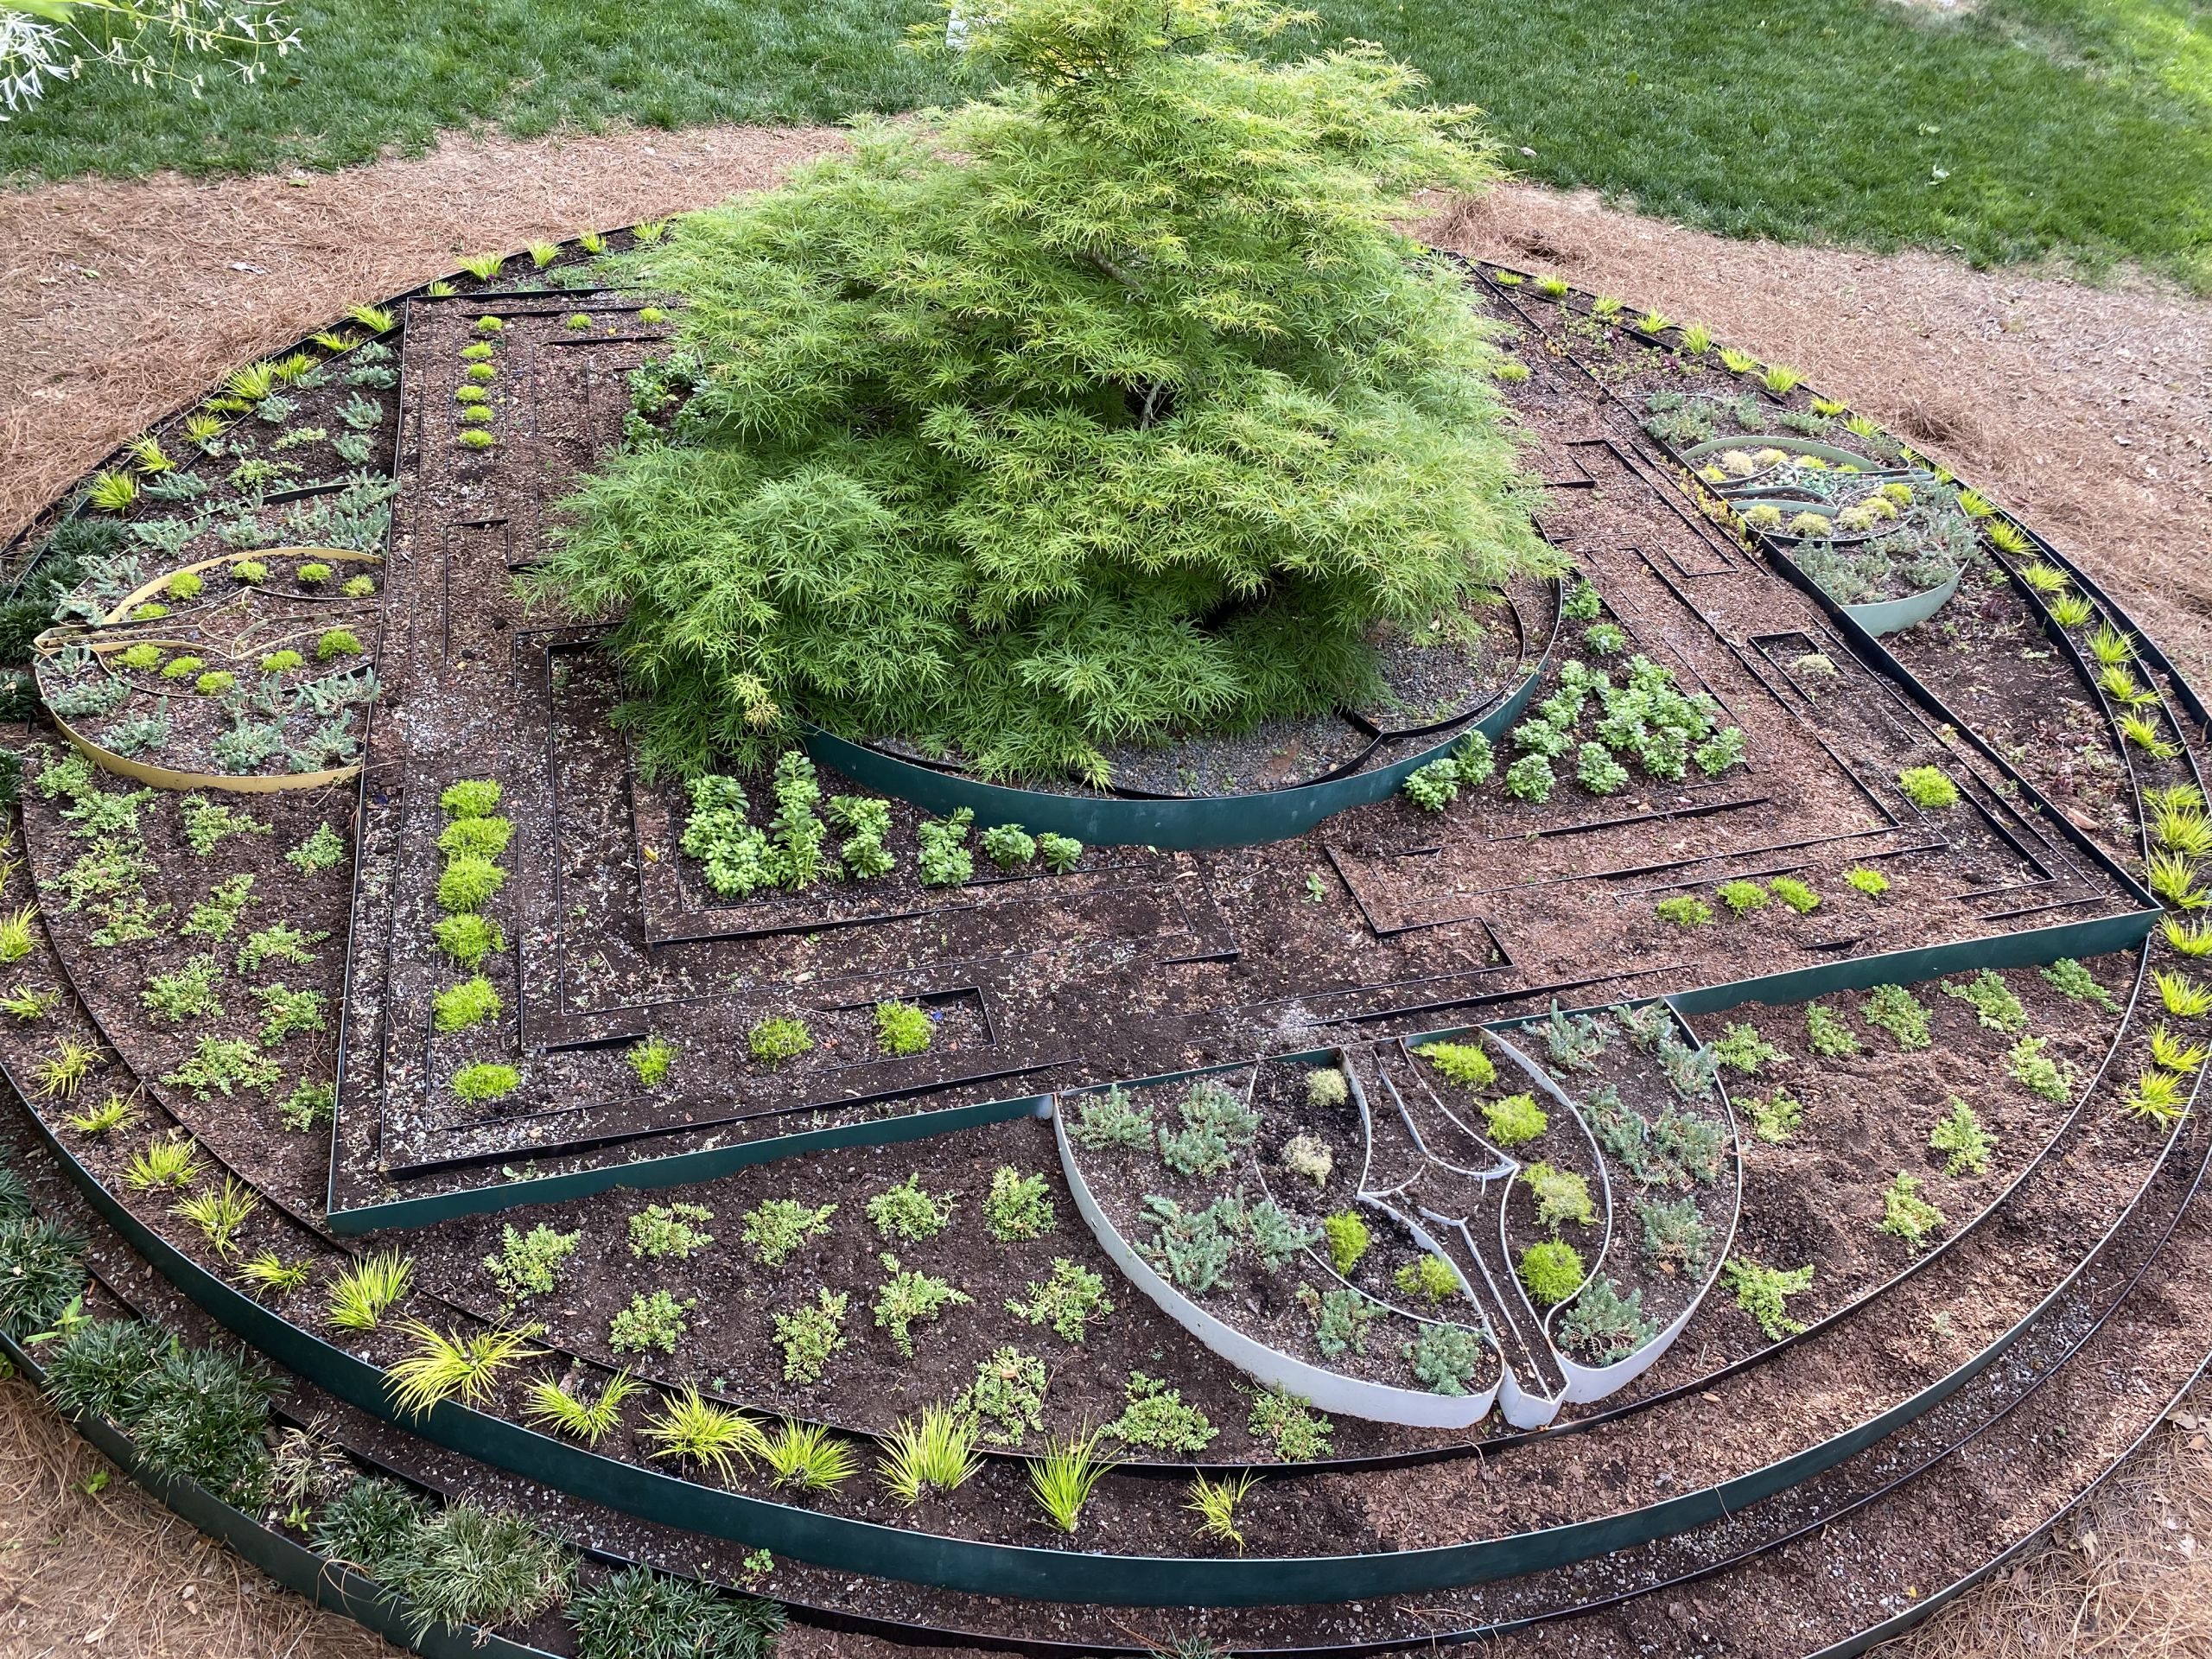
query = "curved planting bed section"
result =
(0, 139, 2208, 1659)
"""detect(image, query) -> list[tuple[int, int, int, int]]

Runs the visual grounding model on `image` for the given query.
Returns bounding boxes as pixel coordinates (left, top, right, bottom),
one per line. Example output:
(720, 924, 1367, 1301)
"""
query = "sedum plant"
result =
(524, 0, 1552, 785)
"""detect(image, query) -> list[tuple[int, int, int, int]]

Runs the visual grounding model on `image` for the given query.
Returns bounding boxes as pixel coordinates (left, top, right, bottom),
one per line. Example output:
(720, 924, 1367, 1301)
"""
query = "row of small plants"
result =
(0, 1196, 781, 1656)
(681, 750, 1083, 899)
(1504, 1005, 1732, 1366)
(1401, 624, 1747, 815)
(427, 778, 519, 1107)
(1703, 958, 2133, 1344)
(22, 748, 346, 1144)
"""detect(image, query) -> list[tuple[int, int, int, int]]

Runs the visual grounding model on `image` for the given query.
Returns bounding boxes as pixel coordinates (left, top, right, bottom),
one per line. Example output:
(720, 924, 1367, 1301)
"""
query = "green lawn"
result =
(4, 0, 2205, 289)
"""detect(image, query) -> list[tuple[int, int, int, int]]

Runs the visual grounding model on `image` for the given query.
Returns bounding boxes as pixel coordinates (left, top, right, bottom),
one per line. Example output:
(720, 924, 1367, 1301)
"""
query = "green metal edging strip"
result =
(9, 1052, 2132, 1610)
(326, 1091, 1051, 1236)
(799, 649, 1546, 852)
(0, 1328, 556, 1659)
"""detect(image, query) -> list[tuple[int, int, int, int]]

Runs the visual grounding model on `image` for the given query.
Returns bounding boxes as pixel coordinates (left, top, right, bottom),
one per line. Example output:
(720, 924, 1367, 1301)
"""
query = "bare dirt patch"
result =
(2, 125, 2209, 1659)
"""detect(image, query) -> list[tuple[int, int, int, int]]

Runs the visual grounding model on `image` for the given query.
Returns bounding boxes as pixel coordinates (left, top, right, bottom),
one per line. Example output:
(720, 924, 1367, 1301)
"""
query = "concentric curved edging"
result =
(10, 1035, 2137, 1611)
(33, 543, 386, 792)
(799, 639, 1547, 851)
(1050, 1059, 1504, 1431)
(0, 1326, 556, 1659)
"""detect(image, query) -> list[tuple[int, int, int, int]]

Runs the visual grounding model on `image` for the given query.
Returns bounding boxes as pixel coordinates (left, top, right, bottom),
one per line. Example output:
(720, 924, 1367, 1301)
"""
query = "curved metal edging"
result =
(1050, 1090, 1503, 1431)
(0, 1327, 557, 1659)
(799, 637, 1548, 851)
(1839, 564, 1961, 638)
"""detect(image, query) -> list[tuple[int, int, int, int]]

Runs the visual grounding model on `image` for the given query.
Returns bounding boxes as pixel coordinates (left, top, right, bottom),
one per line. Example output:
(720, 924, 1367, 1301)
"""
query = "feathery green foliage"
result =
(527, 0, 1548, 785)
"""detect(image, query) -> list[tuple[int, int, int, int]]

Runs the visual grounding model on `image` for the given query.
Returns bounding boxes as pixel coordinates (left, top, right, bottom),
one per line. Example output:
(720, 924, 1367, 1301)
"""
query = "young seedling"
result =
(1929, 1098, 1993, 1176)
(747, 1016, 812, 1064)
(174, 1178, 257, 1255)
(874, 1000, 932, 1056)
(628, 1033, 677, 1086)
(1722, 1255, 1815, 1339)
(1845, 866, 1891, 897)
(1897, 766, 1960, 810)
(982, 1166, 1055, 1242)
(1878, 1173, 1946, 1250)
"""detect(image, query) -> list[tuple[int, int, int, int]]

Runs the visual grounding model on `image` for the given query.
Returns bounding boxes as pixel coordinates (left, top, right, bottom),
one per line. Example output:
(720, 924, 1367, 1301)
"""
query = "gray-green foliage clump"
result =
(527, 0, 1549, 785)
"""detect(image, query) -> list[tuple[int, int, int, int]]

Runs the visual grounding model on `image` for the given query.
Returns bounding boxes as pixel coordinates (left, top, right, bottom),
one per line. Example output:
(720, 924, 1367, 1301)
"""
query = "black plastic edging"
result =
(0, 1326, 557, 1659)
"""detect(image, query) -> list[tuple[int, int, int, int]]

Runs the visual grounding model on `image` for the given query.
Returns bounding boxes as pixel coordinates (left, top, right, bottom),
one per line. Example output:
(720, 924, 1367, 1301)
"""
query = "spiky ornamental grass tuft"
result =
(525, 0, 1554, 786)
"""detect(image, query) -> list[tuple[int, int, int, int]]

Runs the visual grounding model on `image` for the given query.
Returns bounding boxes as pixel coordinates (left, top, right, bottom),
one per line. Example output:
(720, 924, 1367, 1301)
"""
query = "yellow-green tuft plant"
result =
(1185, 1467, 1261, 1551)
(876, 1405, 982, 1504)
(1027, 1427, 1117, 1534)
(327, 1249, 413, 1331)
(124, 1134, 201, 1192)
(760, 1420, 860, 1491)
(639, 1388, 765, 1482)
(522, 1370, 640, 1445)
(385, 1320, 544, 1416)
(86, 470, 139, 512)
(173, 1177, 258, 1255)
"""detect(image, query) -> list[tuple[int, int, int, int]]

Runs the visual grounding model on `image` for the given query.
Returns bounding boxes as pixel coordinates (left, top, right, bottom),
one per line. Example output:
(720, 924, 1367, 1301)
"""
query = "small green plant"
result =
(1724, 1255, 1815, 1339)
(432, 912, 505, 969)
(877, 1404, 982, 1505)
(1878, 1172, 1946, 1249)
(2151, 1023, 2207, 1074)
(67, 1091, 138, 1135)
(1929, 1098, 1993, 1176)
(613, 1033, 674, 1090)
(1247, 1385, 1332, 1460)
(1107, 1370, 1217, 1452)
(438, 815, 513, 857)
(296, 562, 334, 587)
(433, 976, 503, 1032)
(522, 1370, 640, 1446)
(1719, 346, 1759, 374)
(164, 1035, 283, 1099)
(1481, 1090, 1548, 1147)
(286, 822, 347, 874)
(1393, 1254, 1461, 1305)
(450, 1061, 520, 1103)
(1559, 1276, 1661, 1364)
(1716, 879, 1769, 914)
(1805, 1001, 1859, 1058)
(482, 1224, 580, 1303)
(278, 1077, 336, 1131)
(436, 853, 506, 913)
(1006, 1257, 1115, 1342)
(315, 628, 363, 661)
(386, 1320, 544, 1416)
(873, 1253, 972, 1356)
(123, 1141, 199, 1203)
(1402, 755, 1460, 811)
(1417, 1039, 1495, 1090)
(1069, 1085, 1152, 1151)
(1320, 1209, 1370, 1275)
(1517, 1238, 1585, 1305)
(1944, 969, 2028, 1034)
(1768, 876, 1821, 913)
(772, 1287, 849, 1383)
(1028, 1427, 1116, 1534)
(238, 1250, 313, 1294)
(1503, 752, 1554, 802)
(1761, 363, 1804, 394)
(1844, 865, 1891, 897)
(610, 1289, 693, 1354)
(86, 469, 140, 512)
(2165, 917, 2212, 959)
(1744, 1085, 1804, 1144)
(957, 1344, 1049, 1445)
(869, 1174, 956, 1242)
(2121, 712, 2178, 759)
(917, 807, 975, 887)
(1637, 1195, 1713, 1273)
(341, 575, 378, 598)
(741, 1198, 836, 1267)
(1, 983, 59, 1022)
(2122, 1068, 2187, 1124)
(174, 1178, 258, 1255)
(2158, 969, 2212, 1019)
(1656, 894, 1712, 928)
(251, 982, 327, 1046)
(1520, 1162, 1596, 1230)
(0, 906, 34, 966)
(1863, 983, 1932, 1050)
(1897, 766, 1960, 810)
(982, 1166, 1056, 1242)
(327, 1250, 412, 1331)
(2007, 1034, 2072, 1103)
(1709, 1021, 1788, 1074)
(875, 999, 932, 1056)
(747, 1016, 812, 1064)
(759, 1419, 859, 1491)
(33, 1037, 101, 1100)
(639, 1388, 766, 1481)
(1185, 1468, 1260, 1552)
(629, 1201, 715, 1260)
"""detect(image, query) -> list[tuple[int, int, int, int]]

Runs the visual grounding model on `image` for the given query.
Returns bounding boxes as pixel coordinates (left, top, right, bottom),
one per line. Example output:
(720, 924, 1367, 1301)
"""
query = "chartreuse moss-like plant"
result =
(1722, 1255, 1815, 1340)
(527, 0, 1550, 785)
(1417, 1039, 1494, 1090)
(1482, 1090, 1548, 1147)
(1517, 1238, 1585, 1305)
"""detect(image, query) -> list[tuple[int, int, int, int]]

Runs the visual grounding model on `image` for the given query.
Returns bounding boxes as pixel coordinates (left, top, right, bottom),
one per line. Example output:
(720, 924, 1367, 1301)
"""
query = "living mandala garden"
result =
(0, 1, 2204, 1656)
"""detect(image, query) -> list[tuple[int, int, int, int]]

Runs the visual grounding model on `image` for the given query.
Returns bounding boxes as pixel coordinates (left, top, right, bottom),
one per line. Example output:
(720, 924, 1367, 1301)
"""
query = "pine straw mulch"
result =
(1, 124, 2209, 1659)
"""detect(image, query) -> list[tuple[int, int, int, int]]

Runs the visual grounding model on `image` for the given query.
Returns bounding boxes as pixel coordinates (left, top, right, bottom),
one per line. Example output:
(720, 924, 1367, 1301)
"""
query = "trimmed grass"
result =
(2, 0, 2205, 288)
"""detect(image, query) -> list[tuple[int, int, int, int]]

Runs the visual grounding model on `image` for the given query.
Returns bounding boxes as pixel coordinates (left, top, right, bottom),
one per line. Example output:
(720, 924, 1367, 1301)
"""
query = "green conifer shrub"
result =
(525, 0, 1551, 784)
